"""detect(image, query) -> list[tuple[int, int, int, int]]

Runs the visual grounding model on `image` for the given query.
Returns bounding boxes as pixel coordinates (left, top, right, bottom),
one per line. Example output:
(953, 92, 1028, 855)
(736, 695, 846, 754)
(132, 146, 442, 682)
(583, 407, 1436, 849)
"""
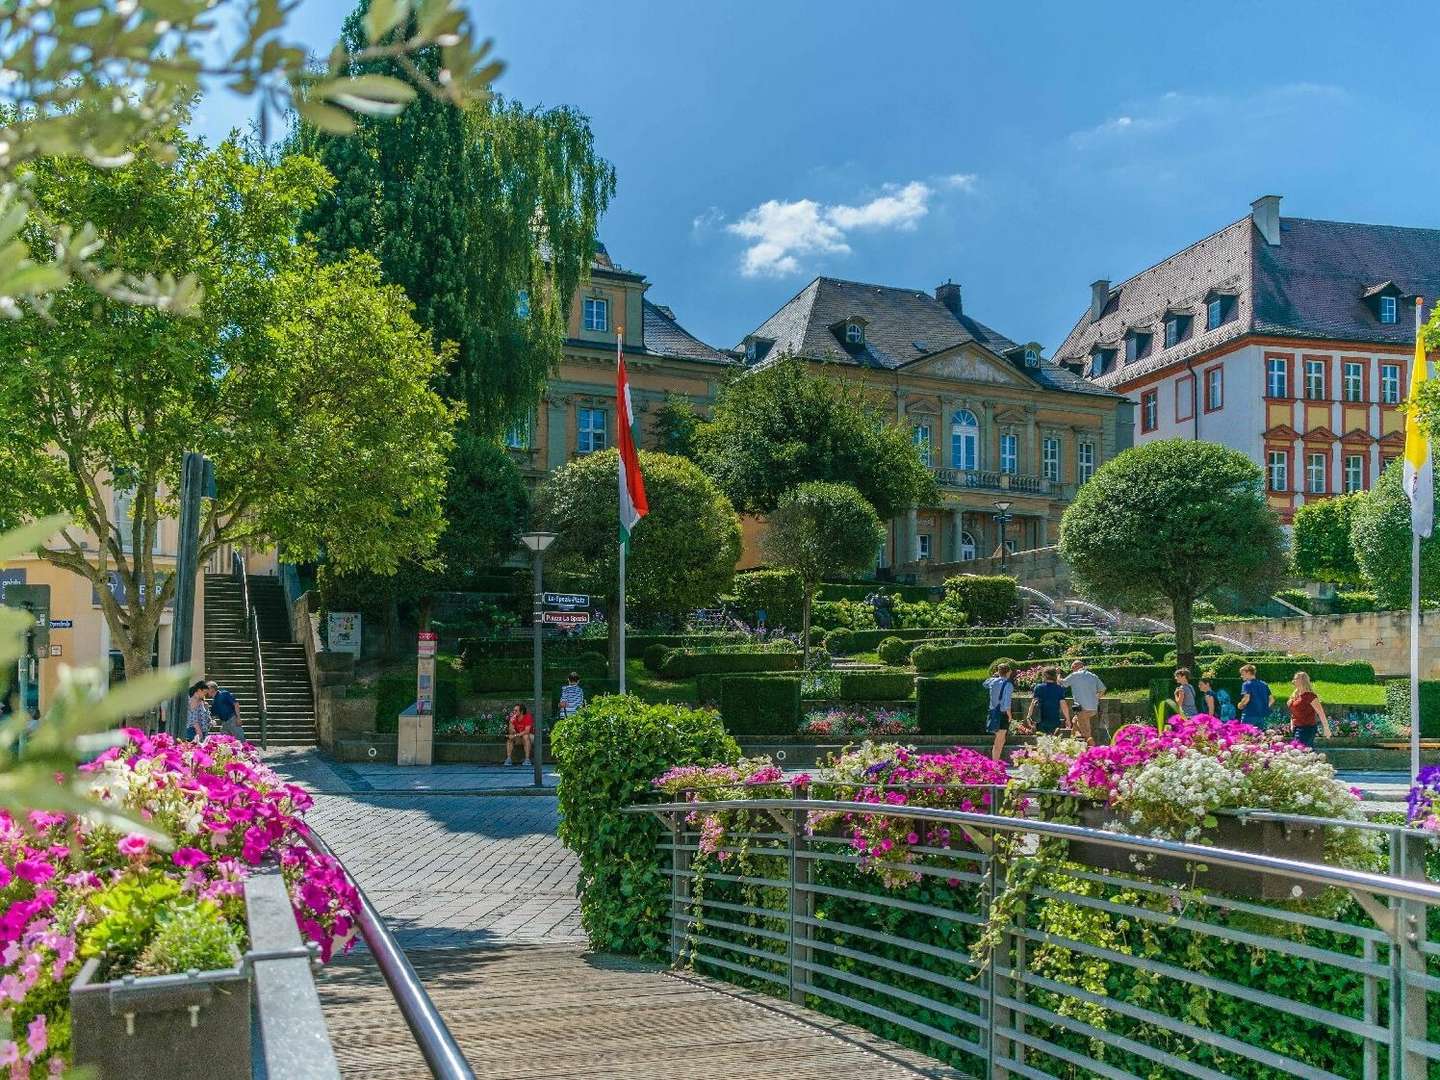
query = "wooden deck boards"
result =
(317, 943, 969, 1079)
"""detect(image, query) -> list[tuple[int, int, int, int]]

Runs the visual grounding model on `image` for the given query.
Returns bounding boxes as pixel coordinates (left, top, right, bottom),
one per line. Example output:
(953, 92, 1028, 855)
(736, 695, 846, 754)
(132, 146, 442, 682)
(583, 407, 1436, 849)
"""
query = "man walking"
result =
(208, 680, 244, 741)
(1237, 664, 1273, 729)
(1027, 667, 1071, 736)
(558, 671, 585, 718)
(984, 663, 1015, 762)
(1061, 659, 1106, 744)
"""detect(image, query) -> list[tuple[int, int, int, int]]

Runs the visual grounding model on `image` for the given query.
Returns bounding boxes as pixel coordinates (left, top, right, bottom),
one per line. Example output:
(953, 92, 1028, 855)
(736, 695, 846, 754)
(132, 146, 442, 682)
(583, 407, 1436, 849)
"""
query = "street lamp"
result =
(520, 531, 557, 788)
(993, 500, 1013, 572)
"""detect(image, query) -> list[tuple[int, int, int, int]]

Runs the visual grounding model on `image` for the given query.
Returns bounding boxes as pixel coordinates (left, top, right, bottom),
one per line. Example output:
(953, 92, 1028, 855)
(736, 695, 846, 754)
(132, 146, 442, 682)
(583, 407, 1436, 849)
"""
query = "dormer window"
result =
(1090, 347, 1116, 377)
(1380, 295, 1398, 324)
(745, 340, 758, 361)
(1023, 346, 1039, 367)
(1124, 330, 1152, 363)
(845, 321, 864, 345)
(1205, 293, 1236, 331)
(1164, 312, 1192, 348)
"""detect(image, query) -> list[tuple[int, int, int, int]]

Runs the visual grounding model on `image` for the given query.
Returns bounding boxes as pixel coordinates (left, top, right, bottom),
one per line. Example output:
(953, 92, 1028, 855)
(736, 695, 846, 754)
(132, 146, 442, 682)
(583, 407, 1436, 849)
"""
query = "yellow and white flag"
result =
(1404, 306, 1433, 538)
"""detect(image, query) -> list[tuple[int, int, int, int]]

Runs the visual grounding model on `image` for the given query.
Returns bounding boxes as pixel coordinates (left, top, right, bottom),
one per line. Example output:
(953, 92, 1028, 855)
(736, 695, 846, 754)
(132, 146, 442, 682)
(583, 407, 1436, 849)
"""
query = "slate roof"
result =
(742, 275, 1120, 399)
(642, 300, 733, 366)
(1055, 212, 1440, 389)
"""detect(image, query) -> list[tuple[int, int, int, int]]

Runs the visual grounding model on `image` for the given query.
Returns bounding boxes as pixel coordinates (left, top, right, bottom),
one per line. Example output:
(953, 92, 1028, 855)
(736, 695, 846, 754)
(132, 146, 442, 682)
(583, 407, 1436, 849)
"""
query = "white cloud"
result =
(725, 177, 967, 278)
(1068, 85, 1347, 149)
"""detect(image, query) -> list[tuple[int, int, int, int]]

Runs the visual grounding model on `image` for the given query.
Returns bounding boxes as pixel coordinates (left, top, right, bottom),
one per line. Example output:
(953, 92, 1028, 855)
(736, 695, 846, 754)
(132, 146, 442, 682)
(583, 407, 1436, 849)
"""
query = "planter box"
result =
(1067, 805, 1326, 900)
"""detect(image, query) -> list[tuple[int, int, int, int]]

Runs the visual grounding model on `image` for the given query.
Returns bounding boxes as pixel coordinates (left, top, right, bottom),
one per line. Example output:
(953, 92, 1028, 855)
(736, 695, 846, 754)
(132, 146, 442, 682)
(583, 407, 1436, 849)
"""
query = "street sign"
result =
(543, 592, 589, 609)
(48, 619, 73, 630)
(541, 610, 591, 628)
(417, 631, 439, 658)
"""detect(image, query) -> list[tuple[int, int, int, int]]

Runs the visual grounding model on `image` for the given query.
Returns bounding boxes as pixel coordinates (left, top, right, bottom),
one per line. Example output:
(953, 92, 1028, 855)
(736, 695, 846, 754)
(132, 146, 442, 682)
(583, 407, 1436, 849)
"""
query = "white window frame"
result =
(845, 322, 864, 345)
(1205, 367, 1223, 411)
(1305, 359, 1326, 400)
(1207, 297, 1224, 330)
(1267, 450, 1288, 492)
(1343, 361, 1364, 402)
(1344, 454, 1364, 493)
(1042, 436, 1060, 482)
(577, 407, 607, 454)
(1380, 295, 1398, 324)
(999, 433, 1018, 475)
(1077, 441, 1096, 483)
(913, 423, 932, 467)
(917, 533, 932, 561)
(582, 296, 609, 333)
(959, 531, 977, 562)
(1023, 346, 1039, 365)
(951, 409, 979, 471)
(1266, 356, 1288, 398)
(1141, 390, 1158, 432)
(1381, 364, 1401, 404)
(1306, 451, 1327, 494)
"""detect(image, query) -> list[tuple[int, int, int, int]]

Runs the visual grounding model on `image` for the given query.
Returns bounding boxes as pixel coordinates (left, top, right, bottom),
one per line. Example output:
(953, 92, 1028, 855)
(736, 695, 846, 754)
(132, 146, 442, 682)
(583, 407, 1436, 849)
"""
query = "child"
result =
(504, 703, 535, 766)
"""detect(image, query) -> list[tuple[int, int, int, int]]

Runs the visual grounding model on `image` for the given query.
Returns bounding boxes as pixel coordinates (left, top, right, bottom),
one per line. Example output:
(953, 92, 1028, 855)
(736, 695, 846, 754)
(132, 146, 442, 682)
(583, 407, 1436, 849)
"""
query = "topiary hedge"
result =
(732, 568, 805, 628)
(817, 581, 935, 604)
(458, 636, 603, 663)
(1203, 656, 1372, 683)
(825, 627, 955, 656)
(552, 695, 739, 959)
(941, 574, 1019, 625)
(914, 673, 990, 736)
(1385, 679, 1440, 738)
(717, 675, 803, 736)
(876, 636, 910, 665)
(659, 649, 802, 679)
(911, 642, 1054, 672)
(642, 642, 672, 673)
(468, 653, 609, 692)
(835, 669, 916, 701)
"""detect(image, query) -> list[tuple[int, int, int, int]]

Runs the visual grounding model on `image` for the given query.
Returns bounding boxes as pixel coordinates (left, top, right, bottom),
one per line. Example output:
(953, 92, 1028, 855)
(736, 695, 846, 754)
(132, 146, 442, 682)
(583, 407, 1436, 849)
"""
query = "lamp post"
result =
(520, 531, 557, 788)
(993, 500, 1013, 572)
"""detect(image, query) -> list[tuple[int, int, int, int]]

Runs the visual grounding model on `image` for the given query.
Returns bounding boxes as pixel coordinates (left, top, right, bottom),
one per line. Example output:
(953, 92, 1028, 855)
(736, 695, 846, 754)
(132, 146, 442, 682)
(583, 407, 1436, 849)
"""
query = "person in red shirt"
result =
(1287, 671, 1331, 748)
(504, 703, 534, 766)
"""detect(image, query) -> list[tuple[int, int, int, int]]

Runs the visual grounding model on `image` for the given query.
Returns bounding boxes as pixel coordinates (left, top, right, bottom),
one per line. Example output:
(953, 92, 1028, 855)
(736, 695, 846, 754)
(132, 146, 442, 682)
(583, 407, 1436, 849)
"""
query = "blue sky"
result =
(195, 0, 1438, 356)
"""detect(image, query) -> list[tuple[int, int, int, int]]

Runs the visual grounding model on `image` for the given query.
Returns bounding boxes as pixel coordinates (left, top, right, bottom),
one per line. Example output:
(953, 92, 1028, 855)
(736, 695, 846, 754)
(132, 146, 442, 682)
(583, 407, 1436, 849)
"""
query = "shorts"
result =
(1036, 716, 1063, 735)
(1292, 724, 1318, 747)
(986, 707, 1009, 734)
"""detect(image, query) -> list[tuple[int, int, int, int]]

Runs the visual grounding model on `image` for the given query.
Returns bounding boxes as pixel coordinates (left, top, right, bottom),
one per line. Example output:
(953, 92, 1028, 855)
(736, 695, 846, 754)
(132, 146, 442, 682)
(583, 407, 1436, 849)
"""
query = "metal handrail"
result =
(234, 552, 269, 750)
(300, 827, 475, 1079)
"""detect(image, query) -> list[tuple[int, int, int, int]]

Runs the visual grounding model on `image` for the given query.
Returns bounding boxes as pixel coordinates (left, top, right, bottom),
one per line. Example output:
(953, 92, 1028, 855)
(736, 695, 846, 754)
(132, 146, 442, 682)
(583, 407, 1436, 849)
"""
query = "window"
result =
(1176, 376, 1195, 422)
(1266, 356, 1289, 398)
(1164, 313, 1191, 348)
(1343, 361, 1365, 402)
(1267, 450, 1289, 492)
(1206, 295, 1235, 330)
(1307, 452, 1327, 494)
(1000, 433, 1018, 474)
(505, 415, 531, 450)
(950, 409, 979, 471)
(582, 296, 608, 332)
(917, 534, 932, 561)
(1204, 366, 1223, 412)
(744, 340, 758, 362)
(959, 531, 977, 562)
(1140, 389, 1158, 433)
(1090, 348, 1116, 377)
(1304, 358, 1327, 400)
(1023, 346, 1039, 367)
(913, 423, 932, 467)
(1125, 331, 1152, 363)
(1077, 441, 1096, 484)
(516, 289, 530, 319)
(1381, 364, 1402, 404)
(845, 321, 864, 345)
(1042, 436, 1061, 482)
(577, 407, 607, 453)
(1344, 454, 1364, 493)
(1380, 295, 1398, 324)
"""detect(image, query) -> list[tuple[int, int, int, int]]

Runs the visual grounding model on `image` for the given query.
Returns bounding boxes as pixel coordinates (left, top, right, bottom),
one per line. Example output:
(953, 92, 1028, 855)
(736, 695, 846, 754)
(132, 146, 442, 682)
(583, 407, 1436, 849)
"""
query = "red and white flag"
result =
(616, 332, 649, 545)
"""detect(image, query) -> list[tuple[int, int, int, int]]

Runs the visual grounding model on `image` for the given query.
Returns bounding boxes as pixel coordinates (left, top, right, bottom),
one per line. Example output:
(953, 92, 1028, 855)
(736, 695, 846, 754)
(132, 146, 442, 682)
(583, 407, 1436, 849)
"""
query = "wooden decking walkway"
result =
(317, 943, 968, 1079)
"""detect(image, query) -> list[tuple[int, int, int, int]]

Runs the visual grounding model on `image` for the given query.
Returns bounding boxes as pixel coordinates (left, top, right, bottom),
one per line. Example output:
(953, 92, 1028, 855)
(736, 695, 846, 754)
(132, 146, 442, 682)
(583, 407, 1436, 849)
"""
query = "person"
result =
(184, 680, 212, 742)
(984, 663, 1015, 762)
(1027, 667, 1071, 737)
(558, 671, 585, 718)
(1208, 676, 1236, 720)
(504, 703, 534, 766)
(1172, 667, 1198, 718)
(208, 680, 244, 740)
(1287, 671, 1331, 748)
(1061, 659, 1106, 744)
(1237, 664, 1273, 729)
(1196, 675, 1218, 717)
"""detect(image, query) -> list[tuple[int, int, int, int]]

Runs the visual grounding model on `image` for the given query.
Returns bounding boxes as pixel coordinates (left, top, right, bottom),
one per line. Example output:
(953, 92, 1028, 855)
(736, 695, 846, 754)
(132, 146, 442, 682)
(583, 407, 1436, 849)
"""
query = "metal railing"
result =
(234, 552, 269, 750)
(300, 828, 475, 1079)
(629, 794, 1440, 1079)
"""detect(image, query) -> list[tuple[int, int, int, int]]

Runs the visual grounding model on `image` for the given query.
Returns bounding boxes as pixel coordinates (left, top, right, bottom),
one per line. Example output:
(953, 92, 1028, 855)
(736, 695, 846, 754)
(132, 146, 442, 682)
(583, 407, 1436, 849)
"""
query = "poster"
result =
(328, 612, 362, 656)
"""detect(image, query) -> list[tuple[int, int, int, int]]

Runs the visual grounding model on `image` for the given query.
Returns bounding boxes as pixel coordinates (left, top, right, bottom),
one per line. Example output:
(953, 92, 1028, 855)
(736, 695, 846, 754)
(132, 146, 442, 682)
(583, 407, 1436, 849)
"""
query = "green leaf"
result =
(363, 0, 408, 43)
(0, 514, 69, 562)
(85, 667, 190, 729)
(296, 99, 357, 135)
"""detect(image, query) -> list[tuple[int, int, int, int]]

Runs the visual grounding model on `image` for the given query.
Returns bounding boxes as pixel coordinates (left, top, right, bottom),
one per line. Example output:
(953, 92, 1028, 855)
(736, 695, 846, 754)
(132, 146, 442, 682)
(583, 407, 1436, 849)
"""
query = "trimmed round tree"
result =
(1350, 459, 1440, 607)
(1058, 439, 1286, 672)
(1291, 491, 1365, 585)
(533, 450, 742, 666)
(761, 482, 886, 661)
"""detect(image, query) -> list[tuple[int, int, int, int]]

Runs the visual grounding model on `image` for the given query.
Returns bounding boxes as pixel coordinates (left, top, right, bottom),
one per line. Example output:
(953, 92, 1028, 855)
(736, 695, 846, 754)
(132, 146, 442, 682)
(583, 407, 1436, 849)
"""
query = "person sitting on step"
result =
(504, 703, 534, 766)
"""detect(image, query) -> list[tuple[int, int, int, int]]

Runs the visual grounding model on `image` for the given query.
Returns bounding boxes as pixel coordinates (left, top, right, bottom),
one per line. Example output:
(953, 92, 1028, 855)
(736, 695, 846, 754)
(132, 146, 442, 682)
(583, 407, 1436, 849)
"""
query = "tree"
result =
(1350, 459, 1440, 607)
(692, 356, 938, 519)
(294, 4, 616, 436)
(1058, 439, 1286, 672)
(438, 434, 529, 581)
(1291, 493, 1365, 585)
(651, 393, 701, 459)
(533, 451, 741, 666)
(761, 482, 885, 662)
(0, 135, 456, 681)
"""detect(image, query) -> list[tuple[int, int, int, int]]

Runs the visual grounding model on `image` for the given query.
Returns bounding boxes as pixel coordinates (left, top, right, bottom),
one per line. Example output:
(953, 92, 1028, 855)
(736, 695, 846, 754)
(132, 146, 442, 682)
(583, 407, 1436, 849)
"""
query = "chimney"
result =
(934, 280, 962, 318)
(1251, 194, 1281, 246)
(1089, 279, 1110, 323)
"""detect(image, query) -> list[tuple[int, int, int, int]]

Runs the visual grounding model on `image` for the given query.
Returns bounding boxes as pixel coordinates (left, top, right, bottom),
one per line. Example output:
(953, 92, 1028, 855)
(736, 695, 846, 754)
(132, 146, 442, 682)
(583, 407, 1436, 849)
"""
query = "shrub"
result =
(468, 654, 609, 692)
(552, 696, 739, 959)
(876, 636, 910, 665)
(817, 581, 934, 604)
(1205, 654, 1371, 683)
(1275, 587, 1315, 613)
(718, 676, 804, 736)
(811, 598, 878, 632)
(1004, 631, 1034, 644)
(915, 673, 990, 736)
(732, 568, 804, 628)
(1386, 680, 1440, 738)
(942, 574, 1019, 625)
(643, 643, 672, 673)
(459, 636, 602, 662)
(134, 902, 239, 977)
(911, 641, 1053, 673)
(375, 674, 460, 731)
(824, 627, 958, 656)
(659, 648, 802, 679)
(835, 669, 916, 701)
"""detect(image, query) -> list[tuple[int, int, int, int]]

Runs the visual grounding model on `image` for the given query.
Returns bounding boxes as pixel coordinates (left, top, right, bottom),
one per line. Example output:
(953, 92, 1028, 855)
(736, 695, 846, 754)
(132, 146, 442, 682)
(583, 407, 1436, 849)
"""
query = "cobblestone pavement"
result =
(262, 749, 558, 794)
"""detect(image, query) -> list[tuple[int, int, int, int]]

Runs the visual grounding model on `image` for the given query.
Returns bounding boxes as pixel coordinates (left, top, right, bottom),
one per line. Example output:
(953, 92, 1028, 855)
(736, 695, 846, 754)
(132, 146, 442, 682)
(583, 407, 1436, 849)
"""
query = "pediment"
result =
(1263, 424, 1299, 441)
(905, 347, 1029, 387)
(1379, 429, 1406, 446)
(1302, 426, 1339, 442)
(1340, 427, 1375, 445)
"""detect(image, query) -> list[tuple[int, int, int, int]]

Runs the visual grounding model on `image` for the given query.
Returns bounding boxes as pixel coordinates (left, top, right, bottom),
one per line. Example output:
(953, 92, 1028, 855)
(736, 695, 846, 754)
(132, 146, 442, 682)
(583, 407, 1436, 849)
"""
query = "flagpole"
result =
(617, 328, 627, 696)
(1413, 296, 1425, 781)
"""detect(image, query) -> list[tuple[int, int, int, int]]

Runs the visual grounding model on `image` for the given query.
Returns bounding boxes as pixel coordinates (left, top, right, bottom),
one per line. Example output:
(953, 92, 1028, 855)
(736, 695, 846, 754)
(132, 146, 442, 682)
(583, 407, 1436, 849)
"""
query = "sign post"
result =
(399, 631, 439, 766)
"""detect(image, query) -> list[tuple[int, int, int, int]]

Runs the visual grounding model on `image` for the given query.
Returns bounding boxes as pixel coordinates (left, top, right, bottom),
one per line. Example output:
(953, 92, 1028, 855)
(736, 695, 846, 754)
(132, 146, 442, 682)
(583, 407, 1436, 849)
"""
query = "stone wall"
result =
(912, 545, 1074, 598)
(291, 588, 365, 750)
(1212, 609, 1440, 678)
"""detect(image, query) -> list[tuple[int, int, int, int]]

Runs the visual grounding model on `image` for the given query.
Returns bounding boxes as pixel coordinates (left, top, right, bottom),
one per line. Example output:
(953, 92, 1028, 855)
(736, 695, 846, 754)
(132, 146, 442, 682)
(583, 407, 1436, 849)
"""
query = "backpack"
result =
(1215, 688, 1235, 720)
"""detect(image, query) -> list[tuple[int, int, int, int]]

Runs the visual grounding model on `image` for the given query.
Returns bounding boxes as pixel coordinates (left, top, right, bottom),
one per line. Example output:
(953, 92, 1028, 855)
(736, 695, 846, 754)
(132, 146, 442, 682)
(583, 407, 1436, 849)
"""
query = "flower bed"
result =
(0, 730, 358, 1074)
(797, 707, 916, 741)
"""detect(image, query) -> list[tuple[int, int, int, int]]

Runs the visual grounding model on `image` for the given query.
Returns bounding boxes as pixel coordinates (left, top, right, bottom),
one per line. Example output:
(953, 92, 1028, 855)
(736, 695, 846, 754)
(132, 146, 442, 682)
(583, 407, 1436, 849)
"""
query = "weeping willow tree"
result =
(293, 1, 617, 436)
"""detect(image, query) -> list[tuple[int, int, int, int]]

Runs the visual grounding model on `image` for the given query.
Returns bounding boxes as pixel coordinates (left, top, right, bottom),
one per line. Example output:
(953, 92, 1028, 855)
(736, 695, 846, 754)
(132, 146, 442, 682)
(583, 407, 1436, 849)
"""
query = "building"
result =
(737, 276, 1132, 568)
(504, 243, 736, 479)
(1054, 195, 1440, 522)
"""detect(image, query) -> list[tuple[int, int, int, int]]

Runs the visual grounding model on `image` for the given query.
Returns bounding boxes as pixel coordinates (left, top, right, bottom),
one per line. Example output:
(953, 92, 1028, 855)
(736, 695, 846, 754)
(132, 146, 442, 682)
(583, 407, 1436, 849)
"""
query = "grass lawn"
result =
(1312, 681, 1388, 707)
(624, 660, 699, 705)
(849, 651, 882, 665)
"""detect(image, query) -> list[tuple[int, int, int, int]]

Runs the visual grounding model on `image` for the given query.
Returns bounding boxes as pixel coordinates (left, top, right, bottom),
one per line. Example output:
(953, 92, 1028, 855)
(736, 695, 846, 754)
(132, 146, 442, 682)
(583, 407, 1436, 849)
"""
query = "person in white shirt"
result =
(1061, 659, 1106, 745)
(558, 672, 585, 717)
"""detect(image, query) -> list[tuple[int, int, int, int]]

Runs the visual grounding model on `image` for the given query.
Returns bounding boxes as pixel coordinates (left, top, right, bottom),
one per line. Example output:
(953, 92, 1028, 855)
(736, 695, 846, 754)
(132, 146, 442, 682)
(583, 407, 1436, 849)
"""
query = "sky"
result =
(194, 0, 1440, 357)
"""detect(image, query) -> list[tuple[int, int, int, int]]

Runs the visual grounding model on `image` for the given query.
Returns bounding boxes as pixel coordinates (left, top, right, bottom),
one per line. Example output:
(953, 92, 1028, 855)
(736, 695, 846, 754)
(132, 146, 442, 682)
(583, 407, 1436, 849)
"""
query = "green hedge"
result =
(914, 673, 990, 736)
(374, 675, 460, 732)
(877, 636, 911, 665)
(468, 653, 608, 692)
(552, 696, 739, 959)
(817, 581, 936, 603)
(835, 669, 916, 701)
(659, 649, 802, 679)
(732, 569, 804, 628)
(459, 636, 604, 662)
(911, 642, 1054, 672)
(825, 627, 954, 656)
(1386, 680, 1440, 738)
(718, 675, 803, 736)
(941, 574, 1018, 625)
(1201, 657, 1374, 683)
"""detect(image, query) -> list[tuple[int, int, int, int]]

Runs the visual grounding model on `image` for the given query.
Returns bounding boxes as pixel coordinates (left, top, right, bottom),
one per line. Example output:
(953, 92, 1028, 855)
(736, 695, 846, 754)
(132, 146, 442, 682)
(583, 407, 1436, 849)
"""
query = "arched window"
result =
(959, 531, 977, 562)
(951, 409, 979, 471)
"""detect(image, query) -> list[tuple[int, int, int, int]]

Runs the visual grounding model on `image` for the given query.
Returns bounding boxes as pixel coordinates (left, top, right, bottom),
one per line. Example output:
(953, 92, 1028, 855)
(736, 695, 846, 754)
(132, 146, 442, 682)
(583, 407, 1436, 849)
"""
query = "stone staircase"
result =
(203, 573, 317, 747)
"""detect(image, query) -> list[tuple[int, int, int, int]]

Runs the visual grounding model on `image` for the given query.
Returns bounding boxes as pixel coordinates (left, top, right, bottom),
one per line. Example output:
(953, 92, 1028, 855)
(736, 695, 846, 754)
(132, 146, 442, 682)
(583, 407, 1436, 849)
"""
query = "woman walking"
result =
(1172, 668, 1199, 719)
(1287, 671, 1331, 748)
(184, 680, 213, 742)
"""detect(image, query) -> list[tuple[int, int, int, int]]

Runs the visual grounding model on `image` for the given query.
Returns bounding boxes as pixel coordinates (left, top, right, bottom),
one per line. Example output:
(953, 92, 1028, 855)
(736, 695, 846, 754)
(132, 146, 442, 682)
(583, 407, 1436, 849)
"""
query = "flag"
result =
(1404, 307, 1433, 538)
(616, 333, 649, 545)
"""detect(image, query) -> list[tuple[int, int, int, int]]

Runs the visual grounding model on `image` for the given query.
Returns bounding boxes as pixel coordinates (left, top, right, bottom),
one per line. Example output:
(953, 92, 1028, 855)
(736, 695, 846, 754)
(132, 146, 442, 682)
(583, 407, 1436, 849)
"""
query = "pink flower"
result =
(117, 834, 150, 858)
(26, 1015, 45, 1056)
(0, 1041, 16, 1067)
(171, 847, 211, 869)
(14, 860, 54, 885)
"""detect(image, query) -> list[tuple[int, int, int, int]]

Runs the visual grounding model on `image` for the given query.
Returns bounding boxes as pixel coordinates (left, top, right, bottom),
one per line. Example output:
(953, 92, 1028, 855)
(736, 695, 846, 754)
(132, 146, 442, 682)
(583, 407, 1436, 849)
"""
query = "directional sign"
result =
(543, 592, 590, 609)
(48, 619, 73, 630)
(417, 631, 439, 658)
(541, 610, 591, 628)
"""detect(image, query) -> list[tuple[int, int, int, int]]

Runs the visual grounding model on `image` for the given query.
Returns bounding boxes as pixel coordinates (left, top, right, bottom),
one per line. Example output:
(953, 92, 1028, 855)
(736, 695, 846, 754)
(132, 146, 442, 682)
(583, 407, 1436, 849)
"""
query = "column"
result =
(1025, 406, 1039, 479)
(950, 508, 964, 562)
(940, 398, 957, 469)
(545, 398, 568, 471)
(981, 402, 995, 471)
(906, 507, 919, 564)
